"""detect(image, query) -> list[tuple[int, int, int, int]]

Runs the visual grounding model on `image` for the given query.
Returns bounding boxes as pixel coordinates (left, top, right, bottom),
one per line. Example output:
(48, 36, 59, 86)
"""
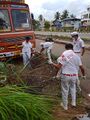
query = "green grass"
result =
(0, 86, 53, 120)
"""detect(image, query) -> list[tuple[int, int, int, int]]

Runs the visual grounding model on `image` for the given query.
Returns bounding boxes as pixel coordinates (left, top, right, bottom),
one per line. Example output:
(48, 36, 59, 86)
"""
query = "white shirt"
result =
(73, 37, 85, 53)
(57, 50, 82, 74)
(40, 42, 53, 50)
(22, 41, 32, 54)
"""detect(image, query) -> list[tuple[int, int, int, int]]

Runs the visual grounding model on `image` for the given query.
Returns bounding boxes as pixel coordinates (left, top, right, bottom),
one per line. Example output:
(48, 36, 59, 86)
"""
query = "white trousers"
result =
(22, 52, 31, 66)
(61, 74, 78, 108)
(46, 49, 52, 62)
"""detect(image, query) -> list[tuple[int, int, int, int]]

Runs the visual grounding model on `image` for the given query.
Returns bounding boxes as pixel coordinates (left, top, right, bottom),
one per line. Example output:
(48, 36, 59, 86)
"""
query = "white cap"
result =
(71, 31, 78, 36)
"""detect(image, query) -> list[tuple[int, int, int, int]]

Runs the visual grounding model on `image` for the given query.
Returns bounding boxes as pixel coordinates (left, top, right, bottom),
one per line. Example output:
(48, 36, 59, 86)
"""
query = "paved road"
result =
(35, 31, 90, 39)
(36, 39, 90, 100)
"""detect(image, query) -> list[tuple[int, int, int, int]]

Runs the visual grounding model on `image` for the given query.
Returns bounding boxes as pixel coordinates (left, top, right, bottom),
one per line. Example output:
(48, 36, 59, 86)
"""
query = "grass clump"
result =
(0, 62, 8, 84)
(0, 86, 53, 120)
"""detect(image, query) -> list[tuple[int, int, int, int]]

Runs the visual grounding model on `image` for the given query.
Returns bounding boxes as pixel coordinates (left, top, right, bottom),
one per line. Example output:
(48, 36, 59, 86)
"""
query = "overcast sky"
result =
(25, 0, 90, 20)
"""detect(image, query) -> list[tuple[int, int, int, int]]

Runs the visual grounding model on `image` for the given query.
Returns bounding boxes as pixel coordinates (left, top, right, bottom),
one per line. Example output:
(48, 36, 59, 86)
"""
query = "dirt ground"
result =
(53, 103, 86, 120)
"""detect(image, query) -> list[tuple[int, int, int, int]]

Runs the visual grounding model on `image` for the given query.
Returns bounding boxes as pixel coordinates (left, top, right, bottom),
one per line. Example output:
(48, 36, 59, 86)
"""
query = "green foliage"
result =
(62, 26, 74, 32)
(0, 62, 8, 84)
(32, 20, 40, 30)
(70, 14, 76, 18)
(38, 14, 43, 21)
(80, 26, 90, 32)
(44, 21, 50, 30)
(0, 86, 53, 120)
(54, 12, 60, 20)
(0, 62, 7, 75)
(59, 10, 69, 20)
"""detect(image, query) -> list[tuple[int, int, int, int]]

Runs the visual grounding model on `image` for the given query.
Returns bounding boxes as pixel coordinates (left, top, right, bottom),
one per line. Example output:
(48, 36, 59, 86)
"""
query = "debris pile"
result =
(4, 54, 60, 96)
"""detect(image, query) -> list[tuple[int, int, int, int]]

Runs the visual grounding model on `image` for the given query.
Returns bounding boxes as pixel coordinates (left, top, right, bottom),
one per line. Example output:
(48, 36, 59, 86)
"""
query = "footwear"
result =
(61, 103, 68, 110)
(71, 101, 76, 106)
(71, 102, 76, 108)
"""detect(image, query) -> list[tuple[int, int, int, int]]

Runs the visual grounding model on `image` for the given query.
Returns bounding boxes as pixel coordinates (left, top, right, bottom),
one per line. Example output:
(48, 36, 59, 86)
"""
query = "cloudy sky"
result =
(25, 0, 90, 20)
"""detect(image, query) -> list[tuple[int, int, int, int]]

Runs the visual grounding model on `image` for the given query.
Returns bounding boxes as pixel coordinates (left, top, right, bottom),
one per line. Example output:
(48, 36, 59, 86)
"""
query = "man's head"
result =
(45, 38, 53, 42)
(71, 31, 78, 40)
(25, 36, 30, 42)
(65, 43, 73, 50)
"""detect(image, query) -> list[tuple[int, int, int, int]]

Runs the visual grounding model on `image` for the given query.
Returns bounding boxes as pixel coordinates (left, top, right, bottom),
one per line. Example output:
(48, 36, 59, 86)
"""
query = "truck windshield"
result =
(12, 10, 31, 31)
(0, 10, 11, 32)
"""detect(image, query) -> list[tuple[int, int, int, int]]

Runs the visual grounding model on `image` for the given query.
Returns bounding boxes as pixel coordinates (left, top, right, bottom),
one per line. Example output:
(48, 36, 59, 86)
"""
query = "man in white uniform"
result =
(22, 36, 33, 66)
(49, 44, 85, 110)
(40, 38, 54, 63)
(71, 31, 85, 57)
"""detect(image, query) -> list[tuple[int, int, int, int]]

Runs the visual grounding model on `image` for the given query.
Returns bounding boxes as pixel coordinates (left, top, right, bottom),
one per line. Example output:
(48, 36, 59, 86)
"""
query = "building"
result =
(53, 20, 61, 28)
(51, 19, 61, 31)
(81, 5, 90, 26)
(61, 18, 81, 30)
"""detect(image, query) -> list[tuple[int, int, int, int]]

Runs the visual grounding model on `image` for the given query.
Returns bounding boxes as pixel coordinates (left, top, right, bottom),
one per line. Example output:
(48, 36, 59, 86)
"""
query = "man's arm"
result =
(79, 65, 85, 76)
(81, 47, 85, 56)
(31, 48, 34, 53)
(51, 62, 62, 71)
(40, 47, 45, 53)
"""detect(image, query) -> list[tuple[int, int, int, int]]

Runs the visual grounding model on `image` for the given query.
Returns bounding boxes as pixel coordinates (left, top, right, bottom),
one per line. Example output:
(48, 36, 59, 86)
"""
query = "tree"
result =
(70, 14, 76, 18)
(61, 10, 69, 20)
(32, 19, 40, 30)
(54, 11, 60, 20)
(38, 14, 45, 31)
(44, 21, 50, 30)
(38, 14, 43, 21)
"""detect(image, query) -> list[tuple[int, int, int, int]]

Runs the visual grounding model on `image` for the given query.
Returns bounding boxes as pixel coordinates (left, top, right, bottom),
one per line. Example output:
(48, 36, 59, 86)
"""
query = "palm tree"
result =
(54, 11, 60, 20)
(61, 10, 69, 20)
(38, 14, 43, 21)
(70, 14, 76, 18)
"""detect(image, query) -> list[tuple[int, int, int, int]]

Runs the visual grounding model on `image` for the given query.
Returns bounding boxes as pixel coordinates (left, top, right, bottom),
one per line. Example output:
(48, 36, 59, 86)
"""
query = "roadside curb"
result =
(54, 39, 90, 51)
(36, 37, 90, 51)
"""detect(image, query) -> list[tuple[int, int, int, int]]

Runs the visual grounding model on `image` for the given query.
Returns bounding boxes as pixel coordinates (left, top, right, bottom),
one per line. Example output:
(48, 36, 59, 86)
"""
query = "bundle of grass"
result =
(0, 86, 53, 120)
(0, 62, 8, 85)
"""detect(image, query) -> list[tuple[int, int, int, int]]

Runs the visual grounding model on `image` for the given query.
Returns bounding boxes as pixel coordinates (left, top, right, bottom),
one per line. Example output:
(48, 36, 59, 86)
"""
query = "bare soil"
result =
(53, 104, 86, 120)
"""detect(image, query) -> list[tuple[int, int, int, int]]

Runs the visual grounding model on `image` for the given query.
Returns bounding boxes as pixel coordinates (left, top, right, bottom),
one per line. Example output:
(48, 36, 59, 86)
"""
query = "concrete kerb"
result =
(36, 36, 90, 51)
(54, 39, 90, 51)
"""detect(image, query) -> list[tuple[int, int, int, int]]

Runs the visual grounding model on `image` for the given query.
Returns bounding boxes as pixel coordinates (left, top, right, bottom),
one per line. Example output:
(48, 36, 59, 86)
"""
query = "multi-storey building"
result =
(81, 6, 90, 26)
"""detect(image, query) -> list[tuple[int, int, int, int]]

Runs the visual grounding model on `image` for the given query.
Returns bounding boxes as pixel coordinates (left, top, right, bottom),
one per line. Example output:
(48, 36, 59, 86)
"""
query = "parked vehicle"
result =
(0, 0, 35, 60)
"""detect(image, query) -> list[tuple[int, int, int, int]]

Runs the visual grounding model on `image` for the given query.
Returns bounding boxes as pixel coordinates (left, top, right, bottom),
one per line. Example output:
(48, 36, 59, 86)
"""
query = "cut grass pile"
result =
(0, 86, 53, 120)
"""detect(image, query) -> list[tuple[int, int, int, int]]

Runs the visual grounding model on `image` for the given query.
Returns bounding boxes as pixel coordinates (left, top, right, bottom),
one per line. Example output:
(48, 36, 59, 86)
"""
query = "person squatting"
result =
(40, 37, 54, 63)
